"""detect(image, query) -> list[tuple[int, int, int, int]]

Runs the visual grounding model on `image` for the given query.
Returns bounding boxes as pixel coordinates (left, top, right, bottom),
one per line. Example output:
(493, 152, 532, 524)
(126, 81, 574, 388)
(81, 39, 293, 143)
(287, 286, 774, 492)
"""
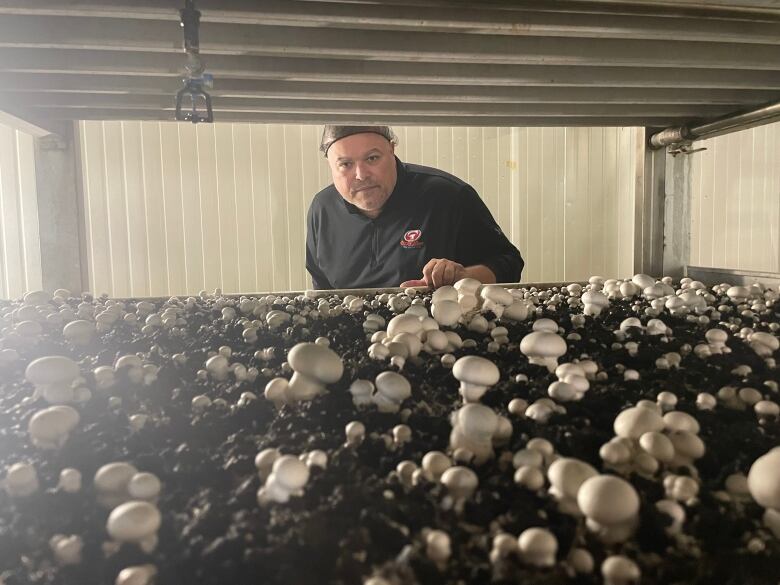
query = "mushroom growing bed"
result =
(1, 277, 779, 585)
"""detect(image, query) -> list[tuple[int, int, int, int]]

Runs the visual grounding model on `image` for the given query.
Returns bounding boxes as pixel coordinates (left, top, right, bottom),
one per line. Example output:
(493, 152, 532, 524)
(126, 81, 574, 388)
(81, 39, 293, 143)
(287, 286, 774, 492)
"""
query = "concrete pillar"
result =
(34, 123, 84, 294)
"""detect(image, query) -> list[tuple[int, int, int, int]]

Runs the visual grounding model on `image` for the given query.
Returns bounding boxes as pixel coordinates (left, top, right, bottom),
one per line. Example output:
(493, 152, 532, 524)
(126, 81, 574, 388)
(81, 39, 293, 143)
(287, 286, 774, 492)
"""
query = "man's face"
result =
(326, 132, 397, 218)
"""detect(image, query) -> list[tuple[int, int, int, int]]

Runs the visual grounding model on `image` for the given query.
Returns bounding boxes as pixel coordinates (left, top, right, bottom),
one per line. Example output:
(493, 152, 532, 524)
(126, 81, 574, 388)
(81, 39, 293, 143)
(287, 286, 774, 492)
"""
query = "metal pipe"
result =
(649, 99, 780, 149)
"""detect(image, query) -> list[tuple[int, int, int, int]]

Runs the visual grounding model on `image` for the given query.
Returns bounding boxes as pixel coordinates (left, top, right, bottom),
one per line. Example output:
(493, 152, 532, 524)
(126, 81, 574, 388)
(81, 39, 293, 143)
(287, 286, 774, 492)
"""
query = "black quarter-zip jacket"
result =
(306, 157, 524, 290)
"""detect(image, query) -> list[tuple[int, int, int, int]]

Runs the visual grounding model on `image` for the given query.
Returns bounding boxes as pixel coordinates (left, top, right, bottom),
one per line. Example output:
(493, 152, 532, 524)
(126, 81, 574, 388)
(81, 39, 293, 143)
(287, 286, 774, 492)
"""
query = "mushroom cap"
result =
(577, 475, 640, 525)
(747, 447, 780, 509)
(663, 411, 700, 434)
(601, 555, 641, 584)
(374, 371, 412, 402)
(270, 455, 310, 490)
(632, 273, 655, 290)
(106, 501, 161, 542)
(25, 356, 80, 386)
(95, 462, 139, 494)
(455, 403, 499, 436)
(750, 331, 780, 351)
(24, 290, 52, 305)
(431, 300, 462, 327)
(517, 527, 558, 566)
(452, 356, 500, 388)
(613, 406, 665, 439)
(582, 290, 609, 306)
(481, 285, 514, 306)
(386, 313, 424, 338)
(425, 330, 449, 352)
(348, 379, 374, 398)
(116, 565, 157, 585)
(286, 342, 343, 384)
(547, 458, 597, 500)
(63, 320, 96, 343)
(28, 406, 80, 444)
(503, 300, 530, 321)
(431, 286, 458, 304)
(453, 278, 482, 295)
(520, 331, 567, 359)
(422, 451, 452, 479)
(532, 318, 559, 333)
(127, 473, 162, 500)
(440, 466, 478, 499)
(639, 432, 675, 463)
(555, 363, 586, 379)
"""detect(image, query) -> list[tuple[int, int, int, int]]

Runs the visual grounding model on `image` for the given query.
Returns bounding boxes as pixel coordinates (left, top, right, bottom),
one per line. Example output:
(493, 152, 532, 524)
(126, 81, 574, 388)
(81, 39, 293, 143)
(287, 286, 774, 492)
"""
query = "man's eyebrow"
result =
(336, 148, 382, 162)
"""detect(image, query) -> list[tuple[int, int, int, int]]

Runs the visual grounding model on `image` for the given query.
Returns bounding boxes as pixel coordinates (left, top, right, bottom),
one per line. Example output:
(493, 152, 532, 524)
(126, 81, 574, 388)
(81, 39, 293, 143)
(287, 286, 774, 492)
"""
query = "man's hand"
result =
(400, 258, 465, 289)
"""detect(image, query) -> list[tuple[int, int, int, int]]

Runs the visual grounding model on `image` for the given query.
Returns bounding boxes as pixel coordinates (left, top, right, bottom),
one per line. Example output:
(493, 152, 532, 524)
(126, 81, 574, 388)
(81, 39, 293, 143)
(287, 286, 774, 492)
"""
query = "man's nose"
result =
(354, 161, 370, 181)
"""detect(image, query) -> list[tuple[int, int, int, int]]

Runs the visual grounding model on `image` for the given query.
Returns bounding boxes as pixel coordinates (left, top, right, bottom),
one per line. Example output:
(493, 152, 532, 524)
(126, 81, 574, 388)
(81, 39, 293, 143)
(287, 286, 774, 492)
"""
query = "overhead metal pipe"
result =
(649, 99, 780, 149)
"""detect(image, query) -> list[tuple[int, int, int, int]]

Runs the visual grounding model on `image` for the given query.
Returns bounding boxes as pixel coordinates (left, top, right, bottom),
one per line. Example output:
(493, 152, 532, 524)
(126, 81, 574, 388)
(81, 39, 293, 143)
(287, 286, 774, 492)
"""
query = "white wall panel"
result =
(79, 122, 640, 296)
(0, 122, 42, 299)
(690, 121, 780, 272)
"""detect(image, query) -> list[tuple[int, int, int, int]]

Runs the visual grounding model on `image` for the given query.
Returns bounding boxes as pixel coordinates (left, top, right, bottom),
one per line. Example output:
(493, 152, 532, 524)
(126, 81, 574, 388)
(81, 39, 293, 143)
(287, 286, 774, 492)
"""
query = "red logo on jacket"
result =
(400, 229, 423, 248)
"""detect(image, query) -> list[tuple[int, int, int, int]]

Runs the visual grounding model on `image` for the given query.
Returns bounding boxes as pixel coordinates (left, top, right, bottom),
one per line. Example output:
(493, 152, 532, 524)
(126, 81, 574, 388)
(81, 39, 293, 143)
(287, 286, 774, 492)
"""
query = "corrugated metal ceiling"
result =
(0, 0, 778, 129)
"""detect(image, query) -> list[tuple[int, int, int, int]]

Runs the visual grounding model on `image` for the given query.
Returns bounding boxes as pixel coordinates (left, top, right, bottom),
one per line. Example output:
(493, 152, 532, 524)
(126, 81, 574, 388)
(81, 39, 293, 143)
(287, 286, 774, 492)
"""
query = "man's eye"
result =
(367, 155, 379, 162)
(339, 162, 352, 169)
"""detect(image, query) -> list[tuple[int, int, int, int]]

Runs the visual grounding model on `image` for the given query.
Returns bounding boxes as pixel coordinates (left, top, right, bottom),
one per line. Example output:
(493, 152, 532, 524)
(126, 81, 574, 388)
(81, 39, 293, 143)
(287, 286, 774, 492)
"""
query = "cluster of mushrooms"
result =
(0, 275, 779, 585)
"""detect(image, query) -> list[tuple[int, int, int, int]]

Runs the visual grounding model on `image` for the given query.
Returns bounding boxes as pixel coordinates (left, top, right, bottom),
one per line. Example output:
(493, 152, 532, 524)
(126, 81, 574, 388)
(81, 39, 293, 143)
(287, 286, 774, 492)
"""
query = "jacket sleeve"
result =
(306, 203, 334, 290)
(456, 185, 524, 283)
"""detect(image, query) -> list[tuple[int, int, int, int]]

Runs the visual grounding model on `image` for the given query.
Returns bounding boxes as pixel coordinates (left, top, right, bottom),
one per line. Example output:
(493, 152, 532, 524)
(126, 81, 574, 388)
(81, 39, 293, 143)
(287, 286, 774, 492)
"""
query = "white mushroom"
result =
(517, 527, 557, 567)
(481, 285, 514, 317)
(55, 468, 82, 493)
(264, 377, 289, 409)
(127, 472, 162, 501)
(286, 342, 344, 402)
(601, 555, 641, 585)
(95, 462, 138, 508)
(747, 447, 780, 509)
(519, 331, 568, 372)
(116, 565, 157, 585)
(421, 451, 452, 482)
(440, 466, 478, 508)
(49, 534, 84, 565)
(28, 405, 80, 449)
(582, 290, 609, 316)
(106, 501, 162, 544)
(3, 462, 40, 497)
(258, 455, 310, 504)
(613, 406, 664, 439)
(345, 421, 366, 447)
(348, 379, 375, 408)
(449, 403, 499, 465)
(25, 355, 80, 404)
(425, 529, 452, 568)
(431, 300, 462, 327)
(254, 448, 281, 482)
(452, 356, 500, 403)
(63, 320, 97, 346)
(547, 458, 597, 515)
(373, 371, 411, 413)
(577, 475, 640, 543)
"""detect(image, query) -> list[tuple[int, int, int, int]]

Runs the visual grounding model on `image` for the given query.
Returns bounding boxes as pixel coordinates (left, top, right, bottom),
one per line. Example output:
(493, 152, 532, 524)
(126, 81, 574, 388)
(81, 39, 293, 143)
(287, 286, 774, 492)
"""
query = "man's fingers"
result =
(431, 261, 448, 288)
(400, 279, 427, 288)
(422, 258, 439, 287)
(442, 262, 457, 286)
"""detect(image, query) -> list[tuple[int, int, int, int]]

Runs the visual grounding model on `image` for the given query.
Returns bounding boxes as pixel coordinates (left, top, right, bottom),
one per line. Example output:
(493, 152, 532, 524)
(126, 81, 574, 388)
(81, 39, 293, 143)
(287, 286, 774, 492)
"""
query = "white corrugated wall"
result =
(690, 121, 780, 273)
(0, 122, 42, 299)
(79, 121, 639, 296)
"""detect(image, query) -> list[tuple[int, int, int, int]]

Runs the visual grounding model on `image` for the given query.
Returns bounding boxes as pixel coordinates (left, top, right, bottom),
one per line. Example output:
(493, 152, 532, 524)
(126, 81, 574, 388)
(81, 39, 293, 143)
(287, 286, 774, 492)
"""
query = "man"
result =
(306, 125, 524, 290)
